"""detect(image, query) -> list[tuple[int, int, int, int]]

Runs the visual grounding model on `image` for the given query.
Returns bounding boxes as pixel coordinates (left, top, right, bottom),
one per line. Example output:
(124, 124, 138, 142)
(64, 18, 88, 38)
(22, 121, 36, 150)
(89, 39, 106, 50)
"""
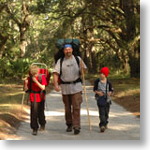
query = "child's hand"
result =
(32, 77, 37, 83)
(25, 80, 28, 84)
(24, 80, 28, 91)
(98, 91, 104, 97)
(107, 92, 112, 96)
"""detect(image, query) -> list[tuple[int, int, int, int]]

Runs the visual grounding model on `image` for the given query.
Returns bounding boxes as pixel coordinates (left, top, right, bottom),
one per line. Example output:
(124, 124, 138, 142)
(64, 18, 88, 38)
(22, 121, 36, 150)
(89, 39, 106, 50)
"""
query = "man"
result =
(53, 44, 87, 135)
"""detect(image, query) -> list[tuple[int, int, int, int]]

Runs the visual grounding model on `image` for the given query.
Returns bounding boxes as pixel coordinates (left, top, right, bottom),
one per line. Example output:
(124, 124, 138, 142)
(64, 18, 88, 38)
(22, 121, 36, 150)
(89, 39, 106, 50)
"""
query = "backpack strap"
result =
(107, 79, 113, 92)
(74, 56, 81, 75)
(106, 79, 108, 99)
(38, 74, 42, 83)
(59, 55, 82, 84)
(38, 74, 46, 101)
(59, 57, 64, 77)
(59, 55, 81, 77)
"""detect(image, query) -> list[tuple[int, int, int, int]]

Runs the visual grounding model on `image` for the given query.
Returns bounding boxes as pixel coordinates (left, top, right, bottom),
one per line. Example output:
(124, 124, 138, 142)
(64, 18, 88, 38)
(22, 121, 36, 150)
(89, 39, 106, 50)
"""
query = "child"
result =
(93, 67, 113, 132)
(24, 65, 47, 135)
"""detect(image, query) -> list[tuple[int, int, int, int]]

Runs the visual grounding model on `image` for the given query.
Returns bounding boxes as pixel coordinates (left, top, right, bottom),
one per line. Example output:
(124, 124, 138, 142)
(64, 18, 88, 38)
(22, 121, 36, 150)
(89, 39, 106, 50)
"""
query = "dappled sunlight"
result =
(109, 111, 134, 118)
(81, 109, 99, 116)
(44, 109, 99, 117)
(48, 93, 62, 97)
(116, 89, 140, 98)
(45, 111, 64, 117)
(5, 91, 24, 96)
(109, 124, 140, 131)
(83, 85, 93, 88)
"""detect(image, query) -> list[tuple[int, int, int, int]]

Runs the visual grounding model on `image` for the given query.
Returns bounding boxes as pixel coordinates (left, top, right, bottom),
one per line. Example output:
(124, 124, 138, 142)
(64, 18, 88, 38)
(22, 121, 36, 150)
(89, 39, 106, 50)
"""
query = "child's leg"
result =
(30, 102, 40, 130)
(38, 100, 46, 126)
(105, 103, 110, 127)
(97, 105, 106, 127)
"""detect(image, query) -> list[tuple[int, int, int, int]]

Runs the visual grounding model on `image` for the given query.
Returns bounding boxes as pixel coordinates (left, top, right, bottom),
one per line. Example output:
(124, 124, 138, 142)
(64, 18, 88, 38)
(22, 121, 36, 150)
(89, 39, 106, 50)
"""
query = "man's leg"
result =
(62, 95, 72, 131)
(71, 92, 82, 134)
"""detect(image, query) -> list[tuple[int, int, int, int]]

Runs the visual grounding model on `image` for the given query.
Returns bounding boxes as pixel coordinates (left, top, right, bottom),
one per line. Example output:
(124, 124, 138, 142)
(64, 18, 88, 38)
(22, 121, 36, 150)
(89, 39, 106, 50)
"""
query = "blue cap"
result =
(64, 44, 72, 49)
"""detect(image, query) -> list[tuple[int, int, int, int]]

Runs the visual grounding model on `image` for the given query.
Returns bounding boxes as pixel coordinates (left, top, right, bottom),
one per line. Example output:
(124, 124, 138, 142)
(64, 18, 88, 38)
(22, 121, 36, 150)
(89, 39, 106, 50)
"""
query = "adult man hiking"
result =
(53, 44, 87, 135)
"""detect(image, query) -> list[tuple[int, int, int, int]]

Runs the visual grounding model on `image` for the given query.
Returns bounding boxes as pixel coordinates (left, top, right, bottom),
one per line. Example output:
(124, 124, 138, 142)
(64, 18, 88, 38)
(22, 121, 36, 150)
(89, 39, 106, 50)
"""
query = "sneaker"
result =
(32, 129, 38, 135)
(74, 127, 80, 135)
(66, 125, 72, 132)
(39, 125, 45, 131)
(100, 126, 105, 132)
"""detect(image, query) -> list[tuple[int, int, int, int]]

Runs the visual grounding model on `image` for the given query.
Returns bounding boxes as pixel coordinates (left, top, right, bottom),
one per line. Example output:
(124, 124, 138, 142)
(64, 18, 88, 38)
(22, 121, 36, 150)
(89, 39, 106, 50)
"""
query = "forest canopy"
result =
(0, 0, 140, 79)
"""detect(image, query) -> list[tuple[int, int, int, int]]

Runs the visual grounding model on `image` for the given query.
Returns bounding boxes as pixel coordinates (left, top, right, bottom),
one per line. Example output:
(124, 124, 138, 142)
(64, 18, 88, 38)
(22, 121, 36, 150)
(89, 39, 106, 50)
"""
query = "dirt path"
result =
(11, 81, 140, 140)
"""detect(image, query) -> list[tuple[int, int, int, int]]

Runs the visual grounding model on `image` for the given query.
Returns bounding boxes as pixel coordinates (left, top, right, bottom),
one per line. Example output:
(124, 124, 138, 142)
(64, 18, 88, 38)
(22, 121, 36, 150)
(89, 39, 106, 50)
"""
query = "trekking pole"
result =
(81, 62, 92, 131)
(20, 92, 25, 119)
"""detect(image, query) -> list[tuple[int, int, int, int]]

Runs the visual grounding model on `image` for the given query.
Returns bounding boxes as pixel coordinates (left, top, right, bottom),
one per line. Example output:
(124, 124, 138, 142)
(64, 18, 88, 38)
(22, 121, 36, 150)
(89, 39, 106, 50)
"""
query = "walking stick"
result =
(20, 92, 25, 119)
(81, 62, 92, 131)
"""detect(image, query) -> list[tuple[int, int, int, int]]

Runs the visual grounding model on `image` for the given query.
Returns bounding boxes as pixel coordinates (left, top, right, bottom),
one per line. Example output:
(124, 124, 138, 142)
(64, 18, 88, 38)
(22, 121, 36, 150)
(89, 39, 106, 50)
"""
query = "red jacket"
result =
(27, 74, 47, 102)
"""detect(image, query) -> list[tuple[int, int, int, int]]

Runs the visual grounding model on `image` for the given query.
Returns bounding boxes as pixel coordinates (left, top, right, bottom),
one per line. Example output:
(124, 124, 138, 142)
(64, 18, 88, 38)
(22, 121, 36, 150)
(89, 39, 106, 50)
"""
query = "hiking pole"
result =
(20, 92, 25, 119)
(81, 62, 92, 131)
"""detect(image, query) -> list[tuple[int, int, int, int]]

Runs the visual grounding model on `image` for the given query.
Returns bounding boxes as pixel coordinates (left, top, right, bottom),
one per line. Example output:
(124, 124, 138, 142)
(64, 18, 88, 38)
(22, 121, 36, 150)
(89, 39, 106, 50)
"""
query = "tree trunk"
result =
(121, 0, 140, 77)
(0, 34, 8, 59)
(19, 0, 30, 57)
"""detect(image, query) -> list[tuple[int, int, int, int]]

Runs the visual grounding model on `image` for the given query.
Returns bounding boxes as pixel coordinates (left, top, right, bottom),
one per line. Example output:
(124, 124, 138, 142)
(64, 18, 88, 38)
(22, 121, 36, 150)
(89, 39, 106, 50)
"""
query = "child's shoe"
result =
(32, 129, 38, 135)
(39, 125, 45, 131)
(100, 126, 105, 132)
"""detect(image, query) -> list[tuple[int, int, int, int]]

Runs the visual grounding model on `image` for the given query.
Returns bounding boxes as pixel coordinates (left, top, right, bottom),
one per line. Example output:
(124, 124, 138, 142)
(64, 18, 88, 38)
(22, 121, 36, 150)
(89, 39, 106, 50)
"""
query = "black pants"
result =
(30, 100, 46, 130)
(97, 102, 110, 127)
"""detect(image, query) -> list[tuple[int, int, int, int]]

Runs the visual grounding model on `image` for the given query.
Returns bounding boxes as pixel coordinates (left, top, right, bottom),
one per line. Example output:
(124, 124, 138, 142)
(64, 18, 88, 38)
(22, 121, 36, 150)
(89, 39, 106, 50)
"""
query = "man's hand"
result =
(55, 85, 60, 92)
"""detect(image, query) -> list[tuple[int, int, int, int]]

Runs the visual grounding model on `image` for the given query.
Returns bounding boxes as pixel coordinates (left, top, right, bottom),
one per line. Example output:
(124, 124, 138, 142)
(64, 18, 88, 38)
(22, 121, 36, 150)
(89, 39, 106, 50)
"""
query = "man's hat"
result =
(63, 44, 72, 49)
(100, 67, 109, 77)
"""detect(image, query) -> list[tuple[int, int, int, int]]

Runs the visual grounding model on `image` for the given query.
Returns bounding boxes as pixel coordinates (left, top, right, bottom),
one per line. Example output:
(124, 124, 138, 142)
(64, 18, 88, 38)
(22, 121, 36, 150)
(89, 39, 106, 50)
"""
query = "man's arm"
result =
(53, 72, 60, 92)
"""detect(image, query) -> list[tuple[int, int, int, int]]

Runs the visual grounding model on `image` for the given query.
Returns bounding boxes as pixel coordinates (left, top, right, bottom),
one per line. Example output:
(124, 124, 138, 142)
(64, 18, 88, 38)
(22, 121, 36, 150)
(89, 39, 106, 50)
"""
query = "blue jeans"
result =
(97, 102, 110, 127)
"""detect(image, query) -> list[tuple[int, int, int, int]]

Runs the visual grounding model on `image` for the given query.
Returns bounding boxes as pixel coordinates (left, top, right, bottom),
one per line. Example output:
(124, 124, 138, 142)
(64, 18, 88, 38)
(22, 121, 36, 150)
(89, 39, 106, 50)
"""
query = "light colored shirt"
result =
(53, 55, 87, 95)
(97, 80, 111, 102)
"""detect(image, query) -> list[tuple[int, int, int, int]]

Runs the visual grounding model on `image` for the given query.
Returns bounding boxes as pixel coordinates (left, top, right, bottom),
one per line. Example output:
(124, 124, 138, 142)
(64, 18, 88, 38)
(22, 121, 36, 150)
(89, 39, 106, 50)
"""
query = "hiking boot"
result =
(105, 124, 108, 129)
(74, 127, 80, 135)
(66, 125, 72, 132)
(39, 125, 45, 131)
(32, 129, 38, 136)
(100, 126, 105, 132)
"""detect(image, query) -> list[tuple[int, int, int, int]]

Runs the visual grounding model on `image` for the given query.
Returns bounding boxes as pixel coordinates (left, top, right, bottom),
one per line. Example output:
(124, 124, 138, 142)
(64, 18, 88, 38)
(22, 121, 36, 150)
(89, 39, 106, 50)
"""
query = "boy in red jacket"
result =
(24, 65, 47, 135)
